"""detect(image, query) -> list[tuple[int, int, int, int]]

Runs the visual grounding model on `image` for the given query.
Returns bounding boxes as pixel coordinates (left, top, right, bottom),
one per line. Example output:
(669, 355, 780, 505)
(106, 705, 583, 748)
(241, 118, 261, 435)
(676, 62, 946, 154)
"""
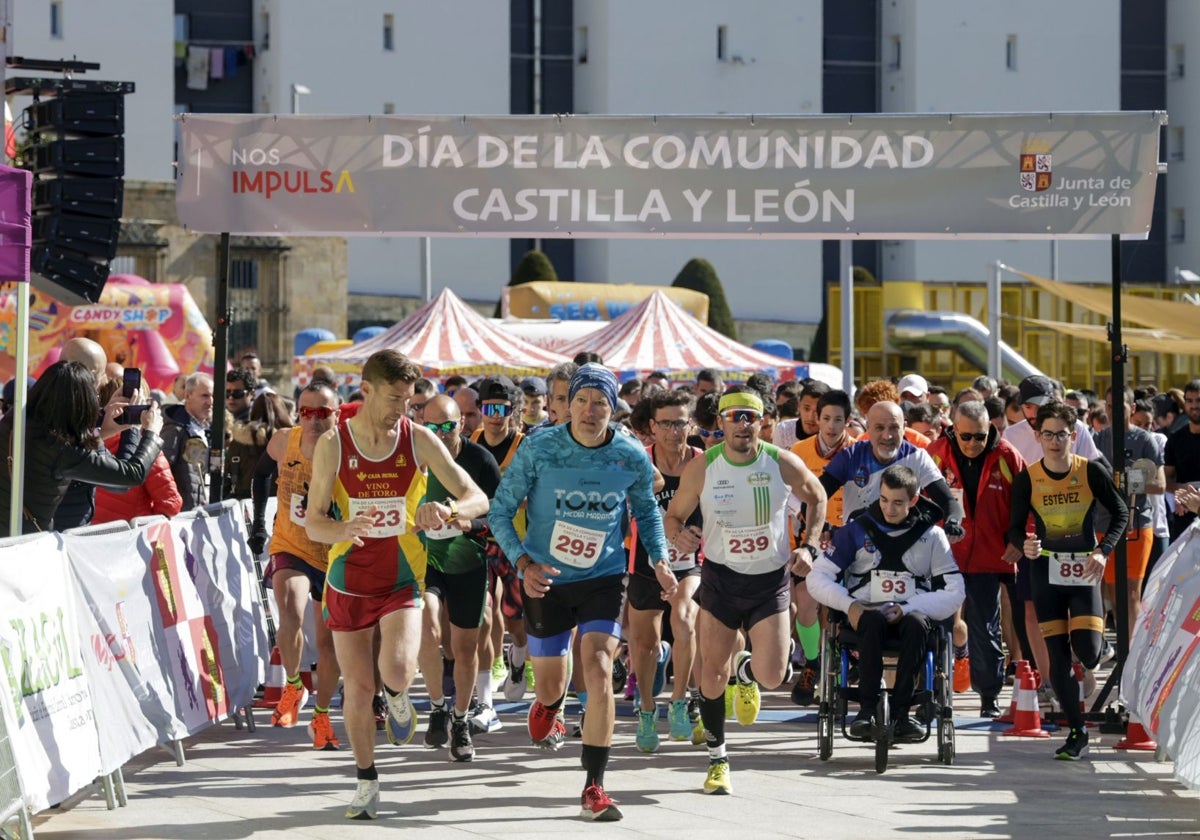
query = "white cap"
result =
(897, 374, 929, 399)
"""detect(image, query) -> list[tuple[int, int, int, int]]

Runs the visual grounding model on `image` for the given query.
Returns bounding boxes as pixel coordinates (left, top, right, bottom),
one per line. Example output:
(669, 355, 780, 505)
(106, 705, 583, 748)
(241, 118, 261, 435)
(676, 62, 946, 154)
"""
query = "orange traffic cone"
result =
(996, 660, 1028, 724)
(253, 646, 315, 709)
(1003, 665, 1050, 738)
(1114, 719, 1157, 751)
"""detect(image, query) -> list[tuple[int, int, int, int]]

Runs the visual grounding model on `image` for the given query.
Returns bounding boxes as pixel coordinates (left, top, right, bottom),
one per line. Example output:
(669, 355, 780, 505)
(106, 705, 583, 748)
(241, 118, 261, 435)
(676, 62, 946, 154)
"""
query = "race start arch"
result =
(176, 109, 1165, 718)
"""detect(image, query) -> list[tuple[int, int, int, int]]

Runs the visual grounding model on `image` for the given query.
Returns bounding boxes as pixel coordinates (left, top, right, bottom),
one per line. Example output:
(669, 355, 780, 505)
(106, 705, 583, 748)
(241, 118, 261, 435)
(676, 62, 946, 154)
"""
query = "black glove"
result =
(943, 519, 964, 539)
(247, 528, 268, 556)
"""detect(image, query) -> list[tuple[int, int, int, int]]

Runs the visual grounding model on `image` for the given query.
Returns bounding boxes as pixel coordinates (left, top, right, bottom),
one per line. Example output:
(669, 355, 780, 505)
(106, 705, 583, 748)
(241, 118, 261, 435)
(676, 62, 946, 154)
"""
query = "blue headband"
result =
(569, 363, 618, 411)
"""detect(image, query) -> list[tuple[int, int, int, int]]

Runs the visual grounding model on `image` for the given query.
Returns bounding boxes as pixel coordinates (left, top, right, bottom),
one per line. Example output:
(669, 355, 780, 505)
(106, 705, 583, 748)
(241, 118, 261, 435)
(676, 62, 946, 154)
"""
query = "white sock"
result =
(476, 670, 493, 707)
(512, 644, 528, 668)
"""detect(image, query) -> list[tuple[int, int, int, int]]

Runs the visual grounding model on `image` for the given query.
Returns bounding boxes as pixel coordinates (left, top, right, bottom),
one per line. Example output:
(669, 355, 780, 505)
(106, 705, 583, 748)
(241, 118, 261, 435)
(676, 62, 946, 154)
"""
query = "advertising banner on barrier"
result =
(0, 534, 101, 812)
(1123, 522, 1200, 790)
(180, 505, 269, 714)
(177, 112, 1162, 239)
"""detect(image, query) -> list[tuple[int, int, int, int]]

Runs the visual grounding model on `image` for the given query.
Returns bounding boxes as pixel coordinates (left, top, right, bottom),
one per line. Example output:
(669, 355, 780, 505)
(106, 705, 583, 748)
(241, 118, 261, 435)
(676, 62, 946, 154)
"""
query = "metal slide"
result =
(886, 310, 1043, 383)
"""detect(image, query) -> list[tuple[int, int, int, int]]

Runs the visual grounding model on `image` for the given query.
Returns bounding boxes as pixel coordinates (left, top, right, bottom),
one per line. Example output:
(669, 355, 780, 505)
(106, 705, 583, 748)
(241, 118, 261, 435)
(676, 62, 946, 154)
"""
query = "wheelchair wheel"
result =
(818, 701, 834, 761)
(937, 714, 955, 765)
(874, 692, 891, 775)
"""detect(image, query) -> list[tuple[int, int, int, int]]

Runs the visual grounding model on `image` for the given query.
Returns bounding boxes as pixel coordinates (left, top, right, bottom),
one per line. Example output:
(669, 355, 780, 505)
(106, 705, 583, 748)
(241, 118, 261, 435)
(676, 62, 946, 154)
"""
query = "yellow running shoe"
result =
(703, 759, 732, 795)
(724, 684, 735, 719)
(271, 681, 309, 727)
(733, 651, 760, 726)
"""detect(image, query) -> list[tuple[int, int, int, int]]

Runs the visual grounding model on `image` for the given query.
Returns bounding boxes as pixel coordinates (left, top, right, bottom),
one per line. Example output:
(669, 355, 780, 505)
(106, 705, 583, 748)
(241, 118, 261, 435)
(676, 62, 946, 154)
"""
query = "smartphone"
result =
(122, 368, 142, 399)
(117, 404, 151, 425)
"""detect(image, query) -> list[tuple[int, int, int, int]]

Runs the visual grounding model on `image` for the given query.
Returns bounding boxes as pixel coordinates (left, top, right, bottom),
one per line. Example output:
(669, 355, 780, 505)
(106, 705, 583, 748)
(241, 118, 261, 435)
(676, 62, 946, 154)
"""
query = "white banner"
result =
(1123, 521, 1200, 790)
(0, 534, 101, 812)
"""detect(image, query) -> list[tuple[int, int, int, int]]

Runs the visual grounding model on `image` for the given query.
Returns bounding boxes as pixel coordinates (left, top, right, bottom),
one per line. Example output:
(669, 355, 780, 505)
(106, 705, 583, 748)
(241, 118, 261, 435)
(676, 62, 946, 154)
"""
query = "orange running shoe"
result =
(953, 657, 971, 694)
(308, 710, 340, 750)
(272, 681, 309, 727)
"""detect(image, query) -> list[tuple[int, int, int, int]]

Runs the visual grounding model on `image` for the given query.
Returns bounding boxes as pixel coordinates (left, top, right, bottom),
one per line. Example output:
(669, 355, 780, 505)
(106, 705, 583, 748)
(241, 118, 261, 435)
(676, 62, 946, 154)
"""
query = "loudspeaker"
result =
(24, 89, 126, 304)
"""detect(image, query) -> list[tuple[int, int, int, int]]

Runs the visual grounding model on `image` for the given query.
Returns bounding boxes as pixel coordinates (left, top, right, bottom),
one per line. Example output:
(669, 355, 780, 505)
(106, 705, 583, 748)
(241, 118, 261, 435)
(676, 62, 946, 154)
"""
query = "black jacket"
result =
(0, 414, 162, 534)
(159, 404, 210, 511)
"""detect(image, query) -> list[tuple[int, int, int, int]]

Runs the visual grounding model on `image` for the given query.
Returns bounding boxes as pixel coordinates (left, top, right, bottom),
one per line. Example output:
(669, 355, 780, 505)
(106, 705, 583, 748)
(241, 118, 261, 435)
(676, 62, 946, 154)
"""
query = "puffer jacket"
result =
(0, 413, 162, 534)
(159, 403, 210, 511)
(92, 431, 183, 524)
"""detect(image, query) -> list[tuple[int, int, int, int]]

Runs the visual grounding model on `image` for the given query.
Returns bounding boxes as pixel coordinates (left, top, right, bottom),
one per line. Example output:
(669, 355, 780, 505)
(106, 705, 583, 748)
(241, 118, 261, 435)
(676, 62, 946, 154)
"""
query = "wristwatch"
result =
(800, 543, 820, 561)
(446, 498, 459, 519)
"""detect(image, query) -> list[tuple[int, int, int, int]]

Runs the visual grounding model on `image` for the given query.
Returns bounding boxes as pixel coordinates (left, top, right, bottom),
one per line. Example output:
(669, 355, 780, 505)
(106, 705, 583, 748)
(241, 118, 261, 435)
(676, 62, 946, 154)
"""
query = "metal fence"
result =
(0, 689, 33, 839)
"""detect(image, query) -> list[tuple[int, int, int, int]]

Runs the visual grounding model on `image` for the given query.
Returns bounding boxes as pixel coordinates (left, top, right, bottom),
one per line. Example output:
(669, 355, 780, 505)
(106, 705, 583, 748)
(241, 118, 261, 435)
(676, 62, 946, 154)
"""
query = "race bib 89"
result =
(1049, 557, 1092, 587)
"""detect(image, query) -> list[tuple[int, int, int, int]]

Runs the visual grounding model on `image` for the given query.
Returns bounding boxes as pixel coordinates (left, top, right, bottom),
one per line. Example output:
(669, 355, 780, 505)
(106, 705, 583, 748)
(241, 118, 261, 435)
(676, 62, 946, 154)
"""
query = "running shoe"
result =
(980, 697, 1002, 719)
(346, 778, 380, 820)
(424, 704, 450, 749)
(790, 663, 818, 707)
(384, 689, 417, 746)
(572, 711, 585, 739)
(732, 651, 760, 726)
(450, 717, 474, 762)
(953, 656, 971, 693)
(652, 640, 672, 697)
(1037, 684, 1062, 713)
(271, 681, 309, 727)
(1096, 639, 1116, 668)
(503, 648, 527, 702)
(468, 703, 503, 735)
(668, 698, 691, 741)
(624, 671, 638, 701)
(308, 710, 340, 751)
(580, 784, 623, 821)
(1055, 726, 1090, 761)
(703, 759, 732, 795)
(372, 693, 387, 731)
(491, 655, 506, 686)
(528, 701, 566, 750)
(636, 704, 659, 753)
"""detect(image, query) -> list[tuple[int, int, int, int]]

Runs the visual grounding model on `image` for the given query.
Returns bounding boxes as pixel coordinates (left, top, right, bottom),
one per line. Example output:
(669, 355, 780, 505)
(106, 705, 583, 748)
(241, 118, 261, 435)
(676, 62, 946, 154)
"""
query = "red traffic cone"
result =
(1003, 665, 1050, 738)
(253, 645, 286, 709)
(1114, 720, 1157, 751)
(997, 660, 1028, 724)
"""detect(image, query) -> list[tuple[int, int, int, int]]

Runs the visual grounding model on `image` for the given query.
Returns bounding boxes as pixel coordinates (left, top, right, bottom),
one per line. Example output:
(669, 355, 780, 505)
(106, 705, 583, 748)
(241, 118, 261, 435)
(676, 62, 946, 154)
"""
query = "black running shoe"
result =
(1055, 727, 1090, 761)
(790, 663, 818, 707)
(424, 704, 450, 749)
(450, 717, 474, 762)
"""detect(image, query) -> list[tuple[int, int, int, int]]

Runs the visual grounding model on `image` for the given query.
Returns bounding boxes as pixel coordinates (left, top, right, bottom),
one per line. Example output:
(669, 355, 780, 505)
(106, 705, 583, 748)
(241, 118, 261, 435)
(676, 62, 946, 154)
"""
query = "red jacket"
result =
(926, 432, 1025, 574)
(93, 434, 184, 524)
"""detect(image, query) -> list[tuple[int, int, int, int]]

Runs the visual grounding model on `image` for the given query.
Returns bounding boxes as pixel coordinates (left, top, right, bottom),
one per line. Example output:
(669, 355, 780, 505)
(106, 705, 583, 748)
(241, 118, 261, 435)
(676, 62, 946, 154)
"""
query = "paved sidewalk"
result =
(24, 690, 1200, 840)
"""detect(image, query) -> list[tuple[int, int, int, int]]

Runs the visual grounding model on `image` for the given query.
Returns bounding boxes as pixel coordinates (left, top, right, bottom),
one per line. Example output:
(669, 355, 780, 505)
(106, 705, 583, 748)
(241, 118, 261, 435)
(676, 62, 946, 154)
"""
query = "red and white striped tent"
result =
(294, 288, 568, 387)
(557, 290, 806, 384)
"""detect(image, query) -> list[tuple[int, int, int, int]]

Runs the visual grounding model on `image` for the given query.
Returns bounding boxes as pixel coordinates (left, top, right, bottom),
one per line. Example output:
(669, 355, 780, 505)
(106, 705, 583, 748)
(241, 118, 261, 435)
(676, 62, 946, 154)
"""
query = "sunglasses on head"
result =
(481, 403, 513, 417)
(227, 389, 248, 399)
(697, 428, 725, 439)
(722, 409, 761, 425)
(299, 406, 335, 420)
(953, 430, 988, 442)
(424, 420, 459, 434)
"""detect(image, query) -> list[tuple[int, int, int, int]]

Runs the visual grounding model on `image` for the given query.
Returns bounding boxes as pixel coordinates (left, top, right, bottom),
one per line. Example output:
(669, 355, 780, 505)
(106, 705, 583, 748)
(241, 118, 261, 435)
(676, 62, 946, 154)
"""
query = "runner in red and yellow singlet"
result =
(306, 350, 489, 821)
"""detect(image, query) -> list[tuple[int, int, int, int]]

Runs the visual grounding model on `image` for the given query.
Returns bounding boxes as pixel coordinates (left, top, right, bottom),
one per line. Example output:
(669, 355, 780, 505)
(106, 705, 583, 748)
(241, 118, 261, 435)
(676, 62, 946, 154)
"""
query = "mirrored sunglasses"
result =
(697, 428, 725, 439)
(299, 406, 334, 420)
(424, 420, 460, 434)
(481, 403, 513, 417)
(227, 389, 248, 399)
(721, 409, 761, 425)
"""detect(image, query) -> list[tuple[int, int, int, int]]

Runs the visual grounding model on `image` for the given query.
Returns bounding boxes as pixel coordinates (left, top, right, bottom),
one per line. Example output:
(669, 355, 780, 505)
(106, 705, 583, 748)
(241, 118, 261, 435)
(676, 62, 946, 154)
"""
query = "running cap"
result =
(1018, 374, 1056, 407)
(718, 391, 764, 414)
(569, 363, 618, 411)
(897, 374, 929, 398)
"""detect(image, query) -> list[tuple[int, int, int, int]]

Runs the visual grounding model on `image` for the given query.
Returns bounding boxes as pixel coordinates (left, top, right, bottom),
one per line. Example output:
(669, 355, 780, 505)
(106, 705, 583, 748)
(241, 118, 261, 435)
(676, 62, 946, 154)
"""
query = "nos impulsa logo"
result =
(230, 147, 355, 198)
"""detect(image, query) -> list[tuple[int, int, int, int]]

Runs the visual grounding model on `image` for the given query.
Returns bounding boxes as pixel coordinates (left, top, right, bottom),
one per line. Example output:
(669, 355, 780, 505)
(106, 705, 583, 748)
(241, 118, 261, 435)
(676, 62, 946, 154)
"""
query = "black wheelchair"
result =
(815, 614, 955, 773)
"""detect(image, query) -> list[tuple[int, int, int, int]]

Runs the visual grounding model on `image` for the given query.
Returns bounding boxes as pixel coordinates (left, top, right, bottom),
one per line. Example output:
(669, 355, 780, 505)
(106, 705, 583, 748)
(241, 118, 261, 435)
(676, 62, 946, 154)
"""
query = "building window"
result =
(1171, 208, 1186, 243)
(230, 259, 260, 355)
(717, 25, 728, 62)
(576, 26, 588, 64)
(50, 0, 63, 38)
(1171, 44, 1185, 79)
(888, 35, 901, 70)
(384, 14, 395, 51)
(1171, 126, 1185, 162)
(383, 101, 395, 114)
(1006, 35, 1017, 70)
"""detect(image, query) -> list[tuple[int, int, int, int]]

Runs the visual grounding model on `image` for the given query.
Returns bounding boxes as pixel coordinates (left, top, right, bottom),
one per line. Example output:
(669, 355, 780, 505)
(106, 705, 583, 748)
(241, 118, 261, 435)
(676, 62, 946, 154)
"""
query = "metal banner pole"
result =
(839, 240, 853, 393)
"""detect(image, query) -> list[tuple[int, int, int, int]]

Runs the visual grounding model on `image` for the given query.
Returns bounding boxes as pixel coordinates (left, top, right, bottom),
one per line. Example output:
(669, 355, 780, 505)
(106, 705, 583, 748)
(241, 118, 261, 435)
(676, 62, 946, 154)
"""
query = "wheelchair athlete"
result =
(808, 464, 965, 742)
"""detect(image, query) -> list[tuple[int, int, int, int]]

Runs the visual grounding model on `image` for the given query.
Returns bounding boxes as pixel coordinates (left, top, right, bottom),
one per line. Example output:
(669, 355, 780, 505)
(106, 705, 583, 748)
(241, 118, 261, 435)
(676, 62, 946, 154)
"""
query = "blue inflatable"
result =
(353, 325, 388, 343)
(752, 339, 795, 360)
(294, 327, 336, 357)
